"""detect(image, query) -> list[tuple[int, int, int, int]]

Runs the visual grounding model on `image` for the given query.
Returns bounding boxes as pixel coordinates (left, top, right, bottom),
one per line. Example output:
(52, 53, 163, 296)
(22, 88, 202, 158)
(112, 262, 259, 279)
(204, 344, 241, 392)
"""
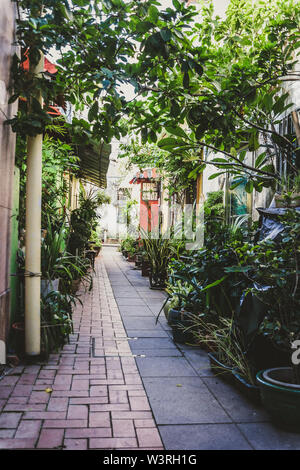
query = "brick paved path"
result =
(0, 256, 164, 450)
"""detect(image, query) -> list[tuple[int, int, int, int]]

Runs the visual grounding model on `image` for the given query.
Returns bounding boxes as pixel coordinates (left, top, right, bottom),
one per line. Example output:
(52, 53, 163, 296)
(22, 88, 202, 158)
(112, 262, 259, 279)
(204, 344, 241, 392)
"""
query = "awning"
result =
(129, 168, 159, 184)
(77, 140, 111, 188)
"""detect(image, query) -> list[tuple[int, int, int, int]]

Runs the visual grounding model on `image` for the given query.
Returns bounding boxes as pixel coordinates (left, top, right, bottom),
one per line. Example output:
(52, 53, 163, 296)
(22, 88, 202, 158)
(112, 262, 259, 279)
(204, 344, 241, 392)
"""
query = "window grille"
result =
(141, 182, 159, 201)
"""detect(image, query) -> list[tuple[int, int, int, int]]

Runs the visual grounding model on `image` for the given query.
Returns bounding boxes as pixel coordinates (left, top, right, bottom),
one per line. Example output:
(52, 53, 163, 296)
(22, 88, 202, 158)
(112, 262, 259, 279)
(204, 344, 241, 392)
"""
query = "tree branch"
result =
(186, 140, 277, 179)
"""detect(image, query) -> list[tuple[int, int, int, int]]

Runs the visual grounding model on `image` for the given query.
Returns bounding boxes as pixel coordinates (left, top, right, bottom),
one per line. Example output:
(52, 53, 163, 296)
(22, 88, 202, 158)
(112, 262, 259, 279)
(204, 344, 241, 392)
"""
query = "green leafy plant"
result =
(68, 187, 108, 255)
(41, 217, 92, 293)
(250, 211, 300, 382)
(204, 191, 225, 221)
(41, 219, 68, 281)
(16, 131, 80, 236)
(169, 214, 250, 318)
(141, 230, 179, 288)
(8, 0, 197, 142)
(166, 279, 194, 311)
(120, 236, 138, 257)
(127, 0, 300, 192)
(59, 255, 93, 295)
(40, 290, 75, 357)
(190, 315, 256, 385)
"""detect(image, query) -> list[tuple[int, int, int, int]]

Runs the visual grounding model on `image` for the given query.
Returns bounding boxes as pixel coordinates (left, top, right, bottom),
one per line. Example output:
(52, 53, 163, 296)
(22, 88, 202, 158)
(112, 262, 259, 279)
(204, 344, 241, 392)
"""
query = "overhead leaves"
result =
(148, 5, 159, 24)
(165, 126, 189, 139)
(88, 101, 99, 122)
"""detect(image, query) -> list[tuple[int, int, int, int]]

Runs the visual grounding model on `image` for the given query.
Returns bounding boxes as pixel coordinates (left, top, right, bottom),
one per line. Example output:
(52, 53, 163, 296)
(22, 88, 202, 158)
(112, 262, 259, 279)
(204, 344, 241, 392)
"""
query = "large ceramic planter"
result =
(256, 367, 300, 432)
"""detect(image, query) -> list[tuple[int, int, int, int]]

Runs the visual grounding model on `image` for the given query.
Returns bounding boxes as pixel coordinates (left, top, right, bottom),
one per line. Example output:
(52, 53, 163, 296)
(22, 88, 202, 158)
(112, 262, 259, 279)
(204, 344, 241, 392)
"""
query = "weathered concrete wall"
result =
(0, 0, 18, 363)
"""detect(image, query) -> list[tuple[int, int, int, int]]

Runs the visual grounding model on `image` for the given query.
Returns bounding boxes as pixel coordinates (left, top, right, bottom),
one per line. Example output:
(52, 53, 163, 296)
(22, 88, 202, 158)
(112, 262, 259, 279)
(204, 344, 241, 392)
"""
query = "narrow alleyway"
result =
(1, 246, 300, 450)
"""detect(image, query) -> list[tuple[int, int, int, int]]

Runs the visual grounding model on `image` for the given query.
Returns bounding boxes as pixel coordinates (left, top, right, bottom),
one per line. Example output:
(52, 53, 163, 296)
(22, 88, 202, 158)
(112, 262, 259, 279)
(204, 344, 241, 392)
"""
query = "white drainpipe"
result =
(25, 52, 44, 356)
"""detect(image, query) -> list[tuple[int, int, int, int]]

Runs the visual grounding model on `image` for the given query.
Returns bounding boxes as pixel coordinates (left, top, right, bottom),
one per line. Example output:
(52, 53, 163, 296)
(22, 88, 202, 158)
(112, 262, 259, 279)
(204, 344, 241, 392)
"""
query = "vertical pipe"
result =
(25, 52, 44, 356)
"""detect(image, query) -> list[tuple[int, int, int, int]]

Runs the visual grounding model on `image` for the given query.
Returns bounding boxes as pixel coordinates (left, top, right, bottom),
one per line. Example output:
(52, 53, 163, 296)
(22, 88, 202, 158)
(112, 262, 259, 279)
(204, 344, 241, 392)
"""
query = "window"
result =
(141, 182, 159, 201)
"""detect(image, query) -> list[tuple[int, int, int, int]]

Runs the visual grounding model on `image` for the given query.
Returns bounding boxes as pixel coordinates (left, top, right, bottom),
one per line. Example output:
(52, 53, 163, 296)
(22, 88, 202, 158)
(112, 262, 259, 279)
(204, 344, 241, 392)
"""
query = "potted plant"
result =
(11, 289, 76, 359)
(40, 290, 75, 358)
(61, 255, 92, 294)
(141, 254, 151, 277)
(119, 238, 129, 259)
(253, 210, 300, 429)
(41, 220, 67, 294)
(164, 279, 193, 321)
(164, 280, 193, 323)
(141, 231, 176, 289)
(134, 246, 144, 268)
(127, 247, 136, 262)
(88, 231, 102, 256)
(120, 236, 136, 260)
(41, 219, 92, 295)
(167, 280, 204, 344)
(191, 315, 260, 402)
(68, 188, 109, 256)
(168, 274, 229, 344)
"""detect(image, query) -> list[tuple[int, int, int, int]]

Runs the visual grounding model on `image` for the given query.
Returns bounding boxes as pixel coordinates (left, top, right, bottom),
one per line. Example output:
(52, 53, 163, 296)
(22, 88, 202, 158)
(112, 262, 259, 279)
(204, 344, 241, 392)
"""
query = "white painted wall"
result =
(100, 139, 141, 240)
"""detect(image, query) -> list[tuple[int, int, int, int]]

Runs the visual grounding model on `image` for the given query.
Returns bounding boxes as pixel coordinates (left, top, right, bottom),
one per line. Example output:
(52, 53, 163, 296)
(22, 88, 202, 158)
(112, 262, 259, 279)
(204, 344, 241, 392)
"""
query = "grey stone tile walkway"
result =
(103, 246, 300, 450)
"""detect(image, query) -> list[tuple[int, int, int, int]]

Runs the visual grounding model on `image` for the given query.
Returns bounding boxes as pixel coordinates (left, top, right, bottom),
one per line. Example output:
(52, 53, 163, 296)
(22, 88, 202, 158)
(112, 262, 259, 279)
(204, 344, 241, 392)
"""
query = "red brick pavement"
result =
(0, 256, 164, 450)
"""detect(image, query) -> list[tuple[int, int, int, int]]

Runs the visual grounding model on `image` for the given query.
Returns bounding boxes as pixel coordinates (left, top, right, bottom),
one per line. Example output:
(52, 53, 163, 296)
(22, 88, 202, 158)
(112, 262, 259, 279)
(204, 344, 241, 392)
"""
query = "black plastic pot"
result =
(141, 258, 150, 277)
(135, 255, 142, 269)
(232, 370, 261, 404)
(257, 368, 300, 432)
(149, 271, 166, 290)
(169, 309, 195, 344)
